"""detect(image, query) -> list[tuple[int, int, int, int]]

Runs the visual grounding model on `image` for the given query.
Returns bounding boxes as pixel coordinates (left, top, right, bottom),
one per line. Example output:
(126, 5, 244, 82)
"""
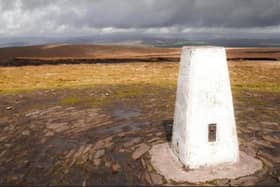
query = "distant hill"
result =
(0, 44, 180, 66)
(0, 44, 280, 66)
(1, 35, 280, 48)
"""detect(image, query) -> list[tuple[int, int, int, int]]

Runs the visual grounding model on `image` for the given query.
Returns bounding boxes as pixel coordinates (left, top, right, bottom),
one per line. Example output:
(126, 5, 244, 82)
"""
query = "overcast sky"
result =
(0, 0, 280, 39)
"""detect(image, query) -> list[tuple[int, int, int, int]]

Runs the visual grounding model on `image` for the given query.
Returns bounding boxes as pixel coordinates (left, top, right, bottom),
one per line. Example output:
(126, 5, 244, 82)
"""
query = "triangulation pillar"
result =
(171, 46, 239, 169)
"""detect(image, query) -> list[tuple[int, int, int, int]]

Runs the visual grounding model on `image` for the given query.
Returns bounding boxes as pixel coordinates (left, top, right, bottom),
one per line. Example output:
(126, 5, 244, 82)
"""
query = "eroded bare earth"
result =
(0, 45, 280, 186)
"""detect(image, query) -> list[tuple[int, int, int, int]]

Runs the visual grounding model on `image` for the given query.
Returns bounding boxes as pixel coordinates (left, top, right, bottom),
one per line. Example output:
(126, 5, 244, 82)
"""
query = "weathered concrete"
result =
(150, 143, 262, 183)
(172, 46, 239, 169)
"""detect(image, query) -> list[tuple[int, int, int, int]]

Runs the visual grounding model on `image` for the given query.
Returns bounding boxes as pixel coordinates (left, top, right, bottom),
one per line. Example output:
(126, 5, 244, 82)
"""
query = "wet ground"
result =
(0, 85, 280, 186)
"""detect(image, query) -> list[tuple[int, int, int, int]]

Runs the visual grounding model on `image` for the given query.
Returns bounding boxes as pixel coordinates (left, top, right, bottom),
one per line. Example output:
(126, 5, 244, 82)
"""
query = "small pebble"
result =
(105, 161, 111, 168)
(112, 163, 121, 174)
(22, 130, 30, 136)
(94, 149, 105, 159)
(6, 106, 13, 110)
(93, 159, 101, 166)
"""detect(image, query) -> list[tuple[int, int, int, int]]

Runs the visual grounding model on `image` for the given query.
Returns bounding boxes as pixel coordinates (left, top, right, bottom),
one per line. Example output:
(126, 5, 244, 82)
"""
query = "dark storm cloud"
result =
(0, 0, 280, 36)
(51, 0, 280, 29)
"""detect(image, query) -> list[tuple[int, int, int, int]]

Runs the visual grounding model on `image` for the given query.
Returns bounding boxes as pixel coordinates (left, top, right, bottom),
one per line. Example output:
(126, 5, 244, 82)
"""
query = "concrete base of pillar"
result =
(149, 143, 262, 184)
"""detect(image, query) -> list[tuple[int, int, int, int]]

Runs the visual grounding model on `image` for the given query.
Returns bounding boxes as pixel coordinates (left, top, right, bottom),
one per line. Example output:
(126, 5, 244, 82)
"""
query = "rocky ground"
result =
(0, 48, 280, 186)
(0, 84, 279, 186)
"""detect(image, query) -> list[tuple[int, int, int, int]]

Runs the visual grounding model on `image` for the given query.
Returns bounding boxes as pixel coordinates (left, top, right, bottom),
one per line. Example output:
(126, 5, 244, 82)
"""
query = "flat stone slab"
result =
(149, 143, 263, 184)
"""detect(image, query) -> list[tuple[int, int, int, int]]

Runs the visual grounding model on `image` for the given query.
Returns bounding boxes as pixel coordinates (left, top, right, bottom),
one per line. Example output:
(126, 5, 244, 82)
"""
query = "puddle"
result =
(112, 108, 140, 120)
(92, 122, 150, 136)
(47, 136, 81, 153)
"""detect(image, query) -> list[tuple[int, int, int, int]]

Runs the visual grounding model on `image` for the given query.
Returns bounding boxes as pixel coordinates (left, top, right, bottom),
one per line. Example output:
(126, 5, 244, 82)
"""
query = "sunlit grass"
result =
(0, 63, 178, 94)
(0, 60, 279, 95)
(60, 97, 81, 105)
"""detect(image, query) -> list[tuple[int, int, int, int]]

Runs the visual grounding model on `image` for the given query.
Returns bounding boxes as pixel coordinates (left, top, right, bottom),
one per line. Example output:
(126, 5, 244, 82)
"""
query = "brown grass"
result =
(0, 62, 178, 93)
(0, 45, 279, 94)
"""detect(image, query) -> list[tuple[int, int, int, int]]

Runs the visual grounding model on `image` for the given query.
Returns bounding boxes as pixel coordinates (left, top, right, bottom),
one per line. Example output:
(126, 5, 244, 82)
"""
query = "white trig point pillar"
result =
(171, 46, 239, 169)
(150, 46, 262, 183)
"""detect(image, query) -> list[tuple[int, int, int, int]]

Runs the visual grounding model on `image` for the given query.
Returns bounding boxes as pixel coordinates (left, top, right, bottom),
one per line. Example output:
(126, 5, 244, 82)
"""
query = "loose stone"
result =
(6, 106, 13, 110)
(132, 143, 150, 160)
(119, 148, 125, 153)
(25, 111, 40, 117)
(94, 159, 101, 166)
(148, 137, 160, 143)
(5, 144, 12, 148)
(263, 135, 280, 144)
(156, 132, 163, 136)
(111, 163, 121, 174)
(123, 137, 142, 148)
(45, 131, 54, 136)
(94, 149, 105, 159)
(94, 140, 104, 150)
(22, 130, 30, 136)
(105, 161, 111, 168)
(259, 151, 280, 163)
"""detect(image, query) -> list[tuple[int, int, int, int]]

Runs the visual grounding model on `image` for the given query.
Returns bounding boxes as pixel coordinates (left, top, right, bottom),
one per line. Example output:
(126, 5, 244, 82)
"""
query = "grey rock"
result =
(263, 135, 280, 144)
(93, 159, 101, 166)
(94, 149, 105, 159)
(148, 137, 160, 143)
(132, 143, 150, 160)
(0, 136, 6, 142)
(259, 150, 280, 164)
(94, 140, 104, 150)
(123, 137, 142, 148)
(45, 131, 54, 137)
(105, 161, 111, 168)
(156, 132, 163, 136)
(119, 148, 125, 153)
(22, 130, 30, 136)
(255, 140, 275, 149)
(25, 111, 40, 117)
(4, 144, 12, 148)
(6, 106, 13, 110)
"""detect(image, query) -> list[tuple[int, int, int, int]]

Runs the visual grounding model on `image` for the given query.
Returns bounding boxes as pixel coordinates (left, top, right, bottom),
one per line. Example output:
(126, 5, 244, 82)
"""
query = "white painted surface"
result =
(171, 46, 239, 169)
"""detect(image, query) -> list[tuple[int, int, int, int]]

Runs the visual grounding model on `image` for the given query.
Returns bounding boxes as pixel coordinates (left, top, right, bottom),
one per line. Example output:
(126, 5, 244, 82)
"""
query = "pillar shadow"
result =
(161, 119, 173, 141)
